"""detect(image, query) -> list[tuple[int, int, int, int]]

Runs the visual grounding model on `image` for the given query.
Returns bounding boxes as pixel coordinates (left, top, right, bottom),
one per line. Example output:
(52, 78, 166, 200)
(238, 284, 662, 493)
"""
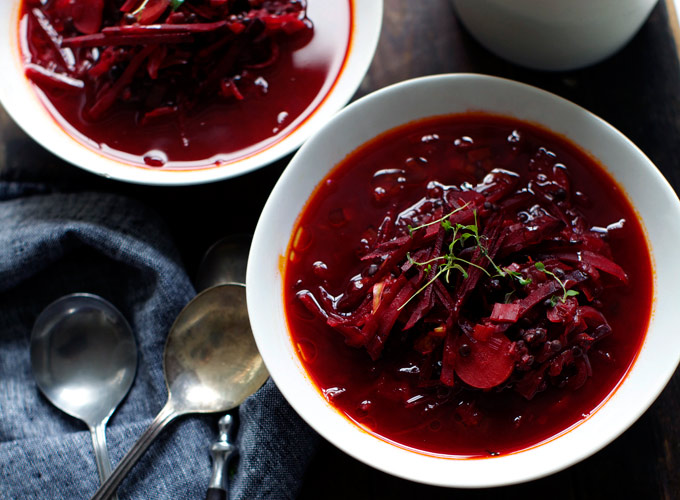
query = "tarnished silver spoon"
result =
(206, 414, 237, 500)
(89, 283, 268, 500)
(196, 234, 252, 500)
(31, 293, 138, 500)
(195, 234, 251, 290)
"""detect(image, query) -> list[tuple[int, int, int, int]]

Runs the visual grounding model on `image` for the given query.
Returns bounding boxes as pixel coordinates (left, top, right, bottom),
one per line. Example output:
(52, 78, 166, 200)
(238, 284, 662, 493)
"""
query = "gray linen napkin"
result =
(0, 182, 318, 499)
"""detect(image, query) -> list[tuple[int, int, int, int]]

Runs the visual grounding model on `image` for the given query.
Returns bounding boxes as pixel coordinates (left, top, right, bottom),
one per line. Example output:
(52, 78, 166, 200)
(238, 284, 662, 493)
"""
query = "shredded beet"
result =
(286, 115, 652, 456)
(22, 0, 311, 122)
(298, 162, 628, 400)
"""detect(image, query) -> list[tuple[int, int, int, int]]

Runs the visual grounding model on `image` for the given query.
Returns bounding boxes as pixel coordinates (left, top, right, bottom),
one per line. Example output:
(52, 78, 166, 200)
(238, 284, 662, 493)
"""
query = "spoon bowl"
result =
(90, 283, 268, 500)
(164, 282, 266, 414)
(195, 234, 251, 291)
(31, 293, 138, 497)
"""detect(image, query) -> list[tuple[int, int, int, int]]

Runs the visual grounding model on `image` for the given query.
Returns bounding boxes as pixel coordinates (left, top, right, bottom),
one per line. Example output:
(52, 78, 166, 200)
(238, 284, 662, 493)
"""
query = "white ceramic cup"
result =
(451, 0, 660, 71)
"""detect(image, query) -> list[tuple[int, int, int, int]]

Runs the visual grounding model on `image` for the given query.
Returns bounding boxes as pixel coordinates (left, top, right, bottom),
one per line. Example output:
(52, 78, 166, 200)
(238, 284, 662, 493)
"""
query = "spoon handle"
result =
(90, 402, 178, 500)
(206, 414, 237, 500)
(89, 422, 118, 500)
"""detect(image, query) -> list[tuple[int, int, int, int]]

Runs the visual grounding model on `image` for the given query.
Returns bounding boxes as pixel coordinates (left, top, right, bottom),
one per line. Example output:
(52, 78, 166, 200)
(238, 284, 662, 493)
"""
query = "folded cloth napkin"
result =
(0, 182, 318, 499)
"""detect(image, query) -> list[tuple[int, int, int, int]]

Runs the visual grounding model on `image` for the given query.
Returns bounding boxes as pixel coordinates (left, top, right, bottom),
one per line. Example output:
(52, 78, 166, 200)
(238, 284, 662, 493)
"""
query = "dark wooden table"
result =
(2, 0, 679, 498)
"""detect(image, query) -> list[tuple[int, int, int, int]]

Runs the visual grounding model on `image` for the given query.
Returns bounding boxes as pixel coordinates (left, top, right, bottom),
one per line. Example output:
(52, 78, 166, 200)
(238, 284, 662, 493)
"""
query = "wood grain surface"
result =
(1, 0, 679, 498)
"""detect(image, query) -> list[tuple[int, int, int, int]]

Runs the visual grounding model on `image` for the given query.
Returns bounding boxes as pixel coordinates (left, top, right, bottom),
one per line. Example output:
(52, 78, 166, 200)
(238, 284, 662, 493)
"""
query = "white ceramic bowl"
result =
(247, 74, 680, 487)
(0, 0, 382, 185)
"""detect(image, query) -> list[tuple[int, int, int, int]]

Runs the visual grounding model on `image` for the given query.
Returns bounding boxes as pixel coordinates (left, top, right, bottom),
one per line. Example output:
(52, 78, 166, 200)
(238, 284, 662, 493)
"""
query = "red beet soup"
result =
(284, 113, 653, 457)
(19, 0, 351, 168)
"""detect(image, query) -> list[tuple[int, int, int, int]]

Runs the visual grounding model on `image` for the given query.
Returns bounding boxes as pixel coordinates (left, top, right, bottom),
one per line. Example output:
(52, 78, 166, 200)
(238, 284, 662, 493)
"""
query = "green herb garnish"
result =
(132, 0, 184, 18)
(398, 209, 530, 310)
(407, 203, 470, 235)
(131, 0, 149, 17)
(534, 261, 579, 305)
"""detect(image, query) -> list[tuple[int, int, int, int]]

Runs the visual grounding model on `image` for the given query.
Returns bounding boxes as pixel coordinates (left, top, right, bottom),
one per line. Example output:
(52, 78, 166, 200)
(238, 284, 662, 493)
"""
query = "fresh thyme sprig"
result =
(397, 208, 531, 310)
(534, 261, 579, 306)
(133, 0, 185, 19)
(407, 202, 470, 235)
(504, 269, 532, 286)
(131, 0, 150, 17)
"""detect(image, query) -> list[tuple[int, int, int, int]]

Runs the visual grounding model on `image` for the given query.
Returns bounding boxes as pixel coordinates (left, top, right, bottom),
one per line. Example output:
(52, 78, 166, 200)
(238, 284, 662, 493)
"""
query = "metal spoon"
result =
(196, 234, 252, 500)
(30, 294, 138, 500)
(195, 234, 251, 290)
(90, 283, 268, 500)
(206, 414, 237, 500)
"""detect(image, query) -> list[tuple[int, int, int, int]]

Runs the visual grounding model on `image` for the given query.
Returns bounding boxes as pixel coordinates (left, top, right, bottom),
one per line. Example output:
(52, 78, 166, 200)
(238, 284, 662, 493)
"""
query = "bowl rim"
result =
(247, 73, 680, 488)
(0, 0, 383, 186)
